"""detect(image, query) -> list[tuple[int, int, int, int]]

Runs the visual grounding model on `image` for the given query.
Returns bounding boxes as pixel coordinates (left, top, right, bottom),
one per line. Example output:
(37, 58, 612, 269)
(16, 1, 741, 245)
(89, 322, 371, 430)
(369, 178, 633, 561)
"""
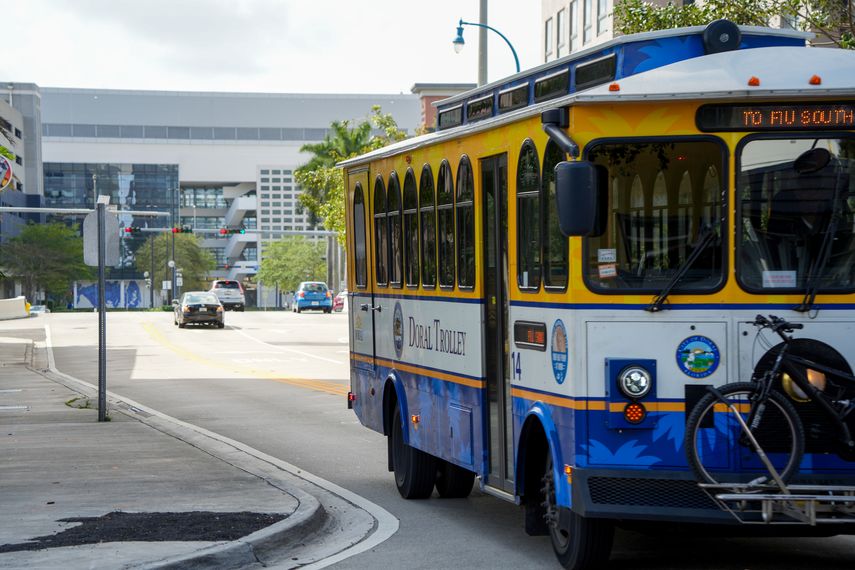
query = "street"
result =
(11, 310, 855, 569)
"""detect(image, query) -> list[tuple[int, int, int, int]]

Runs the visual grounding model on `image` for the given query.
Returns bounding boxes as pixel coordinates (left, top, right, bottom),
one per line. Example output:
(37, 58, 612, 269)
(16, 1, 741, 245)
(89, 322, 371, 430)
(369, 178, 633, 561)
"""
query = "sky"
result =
(4, 0, 542, 94)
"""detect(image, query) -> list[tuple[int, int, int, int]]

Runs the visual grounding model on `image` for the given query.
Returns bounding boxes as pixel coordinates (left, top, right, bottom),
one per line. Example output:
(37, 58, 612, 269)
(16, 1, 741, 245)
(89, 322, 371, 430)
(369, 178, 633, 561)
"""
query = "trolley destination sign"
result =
(697, 102, 855, 131)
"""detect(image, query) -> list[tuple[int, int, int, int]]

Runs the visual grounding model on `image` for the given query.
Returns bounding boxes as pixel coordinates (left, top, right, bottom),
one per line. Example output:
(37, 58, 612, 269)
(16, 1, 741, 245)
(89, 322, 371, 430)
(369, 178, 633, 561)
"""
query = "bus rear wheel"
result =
(435, 459, 475, 498)
(543, 453, 613, 569)
(391, 403, 436, 499)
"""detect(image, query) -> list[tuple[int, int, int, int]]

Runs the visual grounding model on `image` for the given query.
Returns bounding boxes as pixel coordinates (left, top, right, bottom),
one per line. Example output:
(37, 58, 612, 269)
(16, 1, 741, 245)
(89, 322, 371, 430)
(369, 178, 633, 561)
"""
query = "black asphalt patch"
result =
(0, 511, 286, 553)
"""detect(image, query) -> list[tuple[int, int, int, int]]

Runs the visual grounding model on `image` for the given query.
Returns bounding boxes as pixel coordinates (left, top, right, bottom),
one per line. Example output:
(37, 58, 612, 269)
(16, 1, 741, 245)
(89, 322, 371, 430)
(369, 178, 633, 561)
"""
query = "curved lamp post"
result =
(453, 18, 520, 77)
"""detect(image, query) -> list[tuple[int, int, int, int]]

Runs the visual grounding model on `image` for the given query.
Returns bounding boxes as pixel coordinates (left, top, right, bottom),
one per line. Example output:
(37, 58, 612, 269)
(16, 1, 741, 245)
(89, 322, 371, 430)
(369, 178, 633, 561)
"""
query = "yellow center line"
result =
(141, 321, 349, 397)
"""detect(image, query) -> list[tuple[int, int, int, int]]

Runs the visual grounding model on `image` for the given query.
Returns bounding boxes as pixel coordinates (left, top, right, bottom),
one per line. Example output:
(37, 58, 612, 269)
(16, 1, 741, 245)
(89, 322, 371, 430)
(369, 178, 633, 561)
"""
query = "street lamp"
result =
(453, 18, 520, 79)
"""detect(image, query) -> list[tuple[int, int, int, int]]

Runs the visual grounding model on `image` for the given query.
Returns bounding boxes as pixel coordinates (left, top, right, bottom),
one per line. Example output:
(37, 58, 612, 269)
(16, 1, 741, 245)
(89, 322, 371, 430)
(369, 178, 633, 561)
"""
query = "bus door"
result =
(481, 154, 514, 493)
(347, 168, 378, 378)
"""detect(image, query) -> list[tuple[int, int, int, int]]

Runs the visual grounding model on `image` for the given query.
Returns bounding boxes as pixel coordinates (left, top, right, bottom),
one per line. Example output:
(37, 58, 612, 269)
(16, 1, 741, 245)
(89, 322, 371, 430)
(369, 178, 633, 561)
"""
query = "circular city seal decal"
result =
(676, 336, 720, 378)
(392, 301, 404, 359)
(551, 319, 568, 385)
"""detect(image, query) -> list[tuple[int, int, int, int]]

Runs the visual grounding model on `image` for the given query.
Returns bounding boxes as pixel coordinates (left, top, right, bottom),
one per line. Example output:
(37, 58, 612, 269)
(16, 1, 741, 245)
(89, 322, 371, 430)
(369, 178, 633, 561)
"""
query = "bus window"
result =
(353, 183, 367, 288)
(737, 137, 855, 293)
(388, 172, 403, 288)
(373, 177, 388, 286)
(585, 139, 726, 292)
(420, 165, 437, 288)
(542, 140, 568, 289)
(403, 169, 420, 288)
(437, 161, 456, 288)
(457, 156, 476, 289)
(517, 140, 541, 290)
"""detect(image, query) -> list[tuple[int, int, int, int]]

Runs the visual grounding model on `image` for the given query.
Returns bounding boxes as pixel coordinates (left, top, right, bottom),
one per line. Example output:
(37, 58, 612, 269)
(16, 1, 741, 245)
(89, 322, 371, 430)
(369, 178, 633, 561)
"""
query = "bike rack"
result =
(700, 483, 855, 525)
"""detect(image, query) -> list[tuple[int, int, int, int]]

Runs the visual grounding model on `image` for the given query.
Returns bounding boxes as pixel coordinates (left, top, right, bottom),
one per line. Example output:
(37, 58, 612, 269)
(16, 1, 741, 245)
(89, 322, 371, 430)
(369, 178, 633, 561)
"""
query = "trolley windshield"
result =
(584, 140, 726, 292)
(737, 137, 855, 293)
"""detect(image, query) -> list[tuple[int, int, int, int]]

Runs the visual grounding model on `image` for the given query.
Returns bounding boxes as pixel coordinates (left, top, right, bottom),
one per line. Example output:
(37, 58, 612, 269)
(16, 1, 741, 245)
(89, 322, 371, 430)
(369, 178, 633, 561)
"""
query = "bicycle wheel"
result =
(685, 382, 805, 486)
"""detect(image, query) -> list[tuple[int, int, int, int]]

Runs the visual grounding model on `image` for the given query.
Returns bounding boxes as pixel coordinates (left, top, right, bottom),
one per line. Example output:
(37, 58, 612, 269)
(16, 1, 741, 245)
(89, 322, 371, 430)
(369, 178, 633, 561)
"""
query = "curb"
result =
(37, 323, 399, 569)
(34, 363, 329, 570)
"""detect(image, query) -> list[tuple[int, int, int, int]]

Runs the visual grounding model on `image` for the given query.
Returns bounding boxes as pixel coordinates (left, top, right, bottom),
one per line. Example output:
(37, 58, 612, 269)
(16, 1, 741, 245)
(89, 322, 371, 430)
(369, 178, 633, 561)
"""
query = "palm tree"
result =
(297, 119, 373, 172)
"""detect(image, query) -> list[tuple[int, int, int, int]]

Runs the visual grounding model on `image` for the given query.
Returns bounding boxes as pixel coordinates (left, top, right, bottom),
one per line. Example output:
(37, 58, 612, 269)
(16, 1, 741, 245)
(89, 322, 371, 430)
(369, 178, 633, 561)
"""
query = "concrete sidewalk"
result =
(0, 328, 330, 569)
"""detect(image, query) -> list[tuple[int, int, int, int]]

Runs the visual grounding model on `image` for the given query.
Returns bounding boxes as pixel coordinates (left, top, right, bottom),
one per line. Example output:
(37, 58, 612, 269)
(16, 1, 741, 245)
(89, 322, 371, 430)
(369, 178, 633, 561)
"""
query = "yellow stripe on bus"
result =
(350, 353, 486, 389)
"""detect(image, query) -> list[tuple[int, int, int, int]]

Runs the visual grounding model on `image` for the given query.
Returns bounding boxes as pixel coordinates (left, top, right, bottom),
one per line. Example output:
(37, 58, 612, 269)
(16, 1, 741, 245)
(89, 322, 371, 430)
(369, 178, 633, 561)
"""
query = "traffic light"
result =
(123, 227, 142, 234)
(172, 226, 193, 233)
(219, 227, 246, 235)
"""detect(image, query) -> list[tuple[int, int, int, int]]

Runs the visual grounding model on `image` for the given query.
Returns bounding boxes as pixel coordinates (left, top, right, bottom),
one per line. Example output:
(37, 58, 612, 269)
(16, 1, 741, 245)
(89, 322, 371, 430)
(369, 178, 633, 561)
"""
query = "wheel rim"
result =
(543, 453, 570, 552)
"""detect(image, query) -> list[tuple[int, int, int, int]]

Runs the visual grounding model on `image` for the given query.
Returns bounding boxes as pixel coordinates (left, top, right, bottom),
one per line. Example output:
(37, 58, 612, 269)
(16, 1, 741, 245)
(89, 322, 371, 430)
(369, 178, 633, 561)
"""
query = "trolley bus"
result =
(340, 20, 855, 569)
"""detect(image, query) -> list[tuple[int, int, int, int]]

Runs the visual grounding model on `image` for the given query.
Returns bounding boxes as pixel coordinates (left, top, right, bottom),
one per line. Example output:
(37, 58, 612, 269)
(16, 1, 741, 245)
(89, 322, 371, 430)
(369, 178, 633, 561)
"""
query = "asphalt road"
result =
(26, 310, 855, 569)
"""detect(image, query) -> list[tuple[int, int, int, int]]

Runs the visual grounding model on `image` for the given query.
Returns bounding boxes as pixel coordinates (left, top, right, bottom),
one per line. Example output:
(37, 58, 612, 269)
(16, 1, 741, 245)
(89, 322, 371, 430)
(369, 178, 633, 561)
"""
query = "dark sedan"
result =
(173, 292, 224, 328)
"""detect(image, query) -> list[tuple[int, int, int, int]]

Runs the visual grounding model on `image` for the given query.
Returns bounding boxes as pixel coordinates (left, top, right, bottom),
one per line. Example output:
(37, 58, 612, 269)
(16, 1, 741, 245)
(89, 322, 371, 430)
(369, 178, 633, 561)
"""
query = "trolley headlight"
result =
(618, 366, 652, 399)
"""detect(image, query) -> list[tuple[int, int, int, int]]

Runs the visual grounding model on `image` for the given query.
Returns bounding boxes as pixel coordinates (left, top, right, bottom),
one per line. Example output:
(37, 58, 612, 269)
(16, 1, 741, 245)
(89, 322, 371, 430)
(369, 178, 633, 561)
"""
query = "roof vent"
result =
(702, 19, 741, 54)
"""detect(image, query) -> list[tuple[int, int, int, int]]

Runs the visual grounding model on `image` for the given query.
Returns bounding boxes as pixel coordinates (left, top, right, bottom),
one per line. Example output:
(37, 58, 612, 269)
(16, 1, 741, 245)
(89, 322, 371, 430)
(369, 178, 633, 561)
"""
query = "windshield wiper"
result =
(795, 168, 846, 313)
(646, 225, 718, 312)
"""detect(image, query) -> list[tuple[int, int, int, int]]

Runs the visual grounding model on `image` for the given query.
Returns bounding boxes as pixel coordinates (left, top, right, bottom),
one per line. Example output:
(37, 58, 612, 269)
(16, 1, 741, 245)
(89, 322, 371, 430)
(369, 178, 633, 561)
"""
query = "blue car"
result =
(292, 281, 333, 313)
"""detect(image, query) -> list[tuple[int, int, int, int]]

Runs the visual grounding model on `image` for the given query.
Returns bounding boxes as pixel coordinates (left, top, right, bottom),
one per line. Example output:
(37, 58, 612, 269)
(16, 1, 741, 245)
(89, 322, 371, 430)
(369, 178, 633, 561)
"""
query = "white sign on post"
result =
(162, 281, 172, 291)
(83, 210, 120, 267)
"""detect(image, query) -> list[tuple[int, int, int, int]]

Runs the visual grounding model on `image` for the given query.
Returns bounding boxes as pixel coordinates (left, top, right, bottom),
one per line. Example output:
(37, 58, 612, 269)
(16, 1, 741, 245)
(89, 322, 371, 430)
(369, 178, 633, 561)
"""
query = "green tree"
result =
(614, 0, 854, 49)
(132, 232, 215, 294)
(295, 106, 408, 244)
(256, 236, 326, 292)
(0, 222, 93, 301)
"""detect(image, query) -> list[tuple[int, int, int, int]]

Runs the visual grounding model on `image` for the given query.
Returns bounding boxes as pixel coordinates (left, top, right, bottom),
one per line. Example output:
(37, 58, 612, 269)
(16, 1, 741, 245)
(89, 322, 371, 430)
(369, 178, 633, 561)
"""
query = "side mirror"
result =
(554, 161, 608, 237)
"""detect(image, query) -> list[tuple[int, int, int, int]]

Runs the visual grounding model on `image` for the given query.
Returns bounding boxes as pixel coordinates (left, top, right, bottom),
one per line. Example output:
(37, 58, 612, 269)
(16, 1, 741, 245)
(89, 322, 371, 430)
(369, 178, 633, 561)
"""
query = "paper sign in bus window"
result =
(762, 270, 797, 288)
(598, 249, 617, 263)
(598, 264, 617, 279)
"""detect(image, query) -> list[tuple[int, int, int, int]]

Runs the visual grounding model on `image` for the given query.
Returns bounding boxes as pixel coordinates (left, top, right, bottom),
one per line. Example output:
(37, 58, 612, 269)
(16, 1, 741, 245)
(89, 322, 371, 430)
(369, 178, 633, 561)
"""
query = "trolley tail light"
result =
(347, 391, 355, 409)
(624, 402, 647, 424)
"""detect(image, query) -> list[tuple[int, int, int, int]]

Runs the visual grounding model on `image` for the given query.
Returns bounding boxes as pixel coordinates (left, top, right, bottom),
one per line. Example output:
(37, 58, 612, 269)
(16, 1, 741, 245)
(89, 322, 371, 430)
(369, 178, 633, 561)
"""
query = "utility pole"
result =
(479, 0, 488, 86)
(149, 237, 155, 308)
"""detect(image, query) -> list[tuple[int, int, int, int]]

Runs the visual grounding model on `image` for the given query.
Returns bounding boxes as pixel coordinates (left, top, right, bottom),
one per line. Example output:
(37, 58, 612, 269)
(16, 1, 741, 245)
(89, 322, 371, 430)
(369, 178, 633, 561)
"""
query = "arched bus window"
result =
(353, 183, 367, 288)
(517, 140, 541, 290)
(419, 165, 437, 288)
(456, 156, 476, 289)
(373, 176, 388, 286)
(542, 140, 568, 289)
(437, 161, 455, 288)
(403, 169, 420, 288)
(387, 172, 403, 288)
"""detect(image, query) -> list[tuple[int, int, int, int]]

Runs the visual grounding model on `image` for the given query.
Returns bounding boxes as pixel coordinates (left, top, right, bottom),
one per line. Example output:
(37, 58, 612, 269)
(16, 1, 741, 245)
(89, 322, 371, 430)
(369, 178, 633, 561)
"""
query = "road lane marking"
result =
(140, 322, 348, 397)
(230, 326, 345, 365)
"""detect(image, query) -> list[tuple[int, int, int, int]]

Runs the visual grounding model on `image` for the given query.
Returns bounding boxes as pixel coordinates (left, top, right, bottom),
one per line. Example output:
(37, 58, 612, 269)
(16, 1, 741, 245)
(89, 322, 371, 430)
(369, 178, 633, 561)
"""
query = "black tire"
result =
(296, 307, 301, 314)
(178, 320, 186, 329)
(390, 403, 436, 499)
(217, 322, 225, 329)
(237, 307, 244, 312)
(435, 460, 475, 498)
(685, 382, 805, 486)
(543, 452, 613, 569)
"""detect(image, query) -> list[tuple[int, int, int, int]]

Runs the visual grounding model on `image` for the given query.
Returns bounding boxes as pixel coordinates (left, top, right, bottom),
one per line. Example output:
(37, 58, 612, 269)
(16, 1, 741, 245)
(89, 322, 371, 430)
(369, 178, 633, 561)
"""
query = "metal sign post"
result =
(96, 197, 108, 421)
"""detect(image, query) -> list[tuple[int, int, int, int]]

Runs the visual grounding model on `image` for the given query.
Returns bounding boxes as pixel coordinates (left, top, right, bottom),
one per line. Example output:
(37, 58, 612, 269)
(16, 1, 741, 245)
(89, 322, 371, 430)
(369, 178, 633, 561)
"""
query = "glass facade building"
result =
(43, 162, 179, 277)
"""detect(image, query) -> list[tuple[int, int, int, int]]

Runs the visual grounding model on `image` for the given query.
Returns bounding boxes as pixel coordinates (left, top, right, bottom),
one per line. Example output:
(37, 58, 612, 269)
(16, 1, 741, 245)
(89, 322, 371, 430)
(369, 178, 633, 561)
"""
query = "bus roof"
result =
(338, 24, 855, 170)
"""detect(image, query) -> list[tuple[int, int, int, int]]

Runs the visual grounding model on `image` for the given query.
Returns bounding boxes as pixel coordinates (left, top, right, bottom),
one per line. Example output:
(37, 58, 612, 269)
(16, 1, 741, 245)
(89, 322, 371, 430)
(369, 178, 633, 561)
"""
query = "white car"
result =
(29, 305, 50, 315)
(210, 280, 246, 311)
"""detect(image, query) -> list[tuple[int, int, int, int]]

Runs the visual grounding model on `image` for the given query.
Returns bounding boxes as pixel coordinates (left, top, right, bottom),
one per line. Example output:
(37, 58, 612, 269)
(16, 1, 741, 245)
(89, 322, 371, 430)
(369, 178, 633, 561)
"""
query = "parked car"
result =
(29, 305, 50, 315)
(333, 290, 347, 312)
(210, 279, 245, 311)
(292, 281, 333, 313)
(173, 291, 224, 328)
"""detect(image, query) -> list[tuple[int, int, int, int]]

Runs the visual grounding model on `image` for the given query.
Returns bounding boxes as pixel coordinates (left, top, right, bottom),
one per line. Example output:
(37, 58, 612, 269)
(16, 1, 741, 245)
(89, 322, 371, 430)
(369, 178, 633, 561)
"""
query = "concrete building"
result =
(541, 0, 694, 61)
(410, 84, 476, 132)
(32, 85, 420, 307)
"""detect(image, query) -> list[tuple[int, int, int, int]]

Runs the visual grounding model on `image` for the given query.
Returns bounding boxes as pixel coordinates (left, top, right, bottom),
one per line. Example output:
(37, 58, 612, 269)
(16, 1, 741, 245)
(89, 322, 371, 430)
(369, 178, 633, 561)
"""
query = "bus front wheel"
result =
(543, 453, 613, 569)
(391, 403, 436, 499)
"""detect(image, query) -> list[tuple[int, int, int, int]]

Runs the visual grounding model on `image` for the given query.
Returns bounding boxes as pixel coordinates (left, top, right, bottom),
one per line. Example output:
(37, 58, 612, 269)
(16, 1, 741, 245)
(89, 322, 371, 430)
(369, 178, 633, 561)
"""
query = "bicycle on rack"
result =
(685, 315, 855, 489)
